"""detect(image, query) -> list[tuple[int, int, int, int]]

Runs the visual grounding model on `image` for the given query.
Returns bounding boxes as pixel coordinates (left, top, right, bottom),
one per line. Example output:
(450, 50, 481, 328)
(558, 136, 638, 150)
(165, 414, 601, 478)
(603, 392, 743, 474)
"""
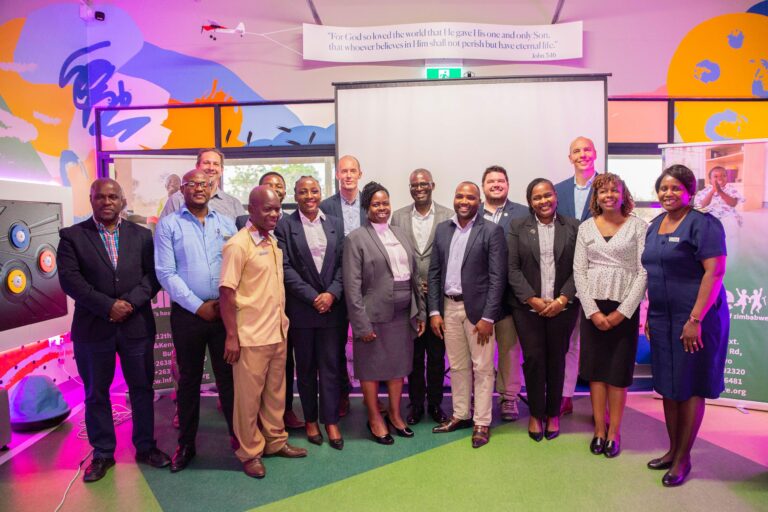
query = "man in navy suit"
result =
(481, 165, 528, 422)
(275, 176, 347, 448)
(319, 154, 367, 416)
(429, 182, 507, 448)
(553, 136, 599, 415)
(58, 179, 169, 482)
(235, 171, 286, 230)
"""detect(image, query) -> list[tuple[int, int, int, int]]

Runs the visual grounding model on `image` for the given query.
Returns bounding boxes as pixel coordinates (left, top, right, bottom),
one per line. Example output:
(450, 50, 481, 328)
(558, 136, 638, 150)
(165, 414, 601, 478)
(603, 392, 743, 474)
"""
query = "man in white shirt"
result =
(391, 169, 453, 425)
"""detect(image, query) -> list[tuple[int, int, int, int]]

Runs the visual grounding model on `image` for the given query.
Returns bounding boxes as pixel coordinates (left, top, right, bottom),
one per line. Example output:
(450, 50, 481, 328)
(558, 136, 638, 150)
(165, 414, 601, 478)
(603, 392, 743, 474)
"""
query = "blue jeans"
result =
(74, 333, 156, 458)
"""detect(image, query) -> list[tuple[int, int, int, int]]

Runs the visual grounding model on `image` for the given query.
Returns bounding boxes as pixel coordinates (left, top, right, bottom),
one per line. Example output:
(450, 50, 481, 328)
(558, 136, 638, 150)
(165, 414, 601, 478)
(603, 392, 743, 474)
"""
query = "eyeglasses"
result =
(409, 182, 433, 190)
(183, 181, 211, 190)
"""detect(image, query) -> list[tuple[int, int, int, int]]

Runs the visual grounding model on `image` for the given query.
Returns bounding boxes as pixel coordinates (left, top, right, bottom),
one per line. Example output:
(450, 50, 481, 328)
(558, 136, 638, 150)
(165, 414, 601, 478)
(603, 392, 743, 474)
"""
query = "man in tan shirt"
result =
(219, 186, 307, 479)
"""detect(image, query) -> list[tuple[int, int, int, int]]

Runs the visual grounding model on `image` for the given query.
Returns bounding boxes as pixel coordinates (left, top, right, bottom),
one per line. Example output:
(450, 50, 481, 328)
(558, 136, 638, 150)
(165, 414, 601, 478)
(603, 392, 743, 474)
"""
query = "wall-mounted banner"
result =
(303, 21, 582, 63)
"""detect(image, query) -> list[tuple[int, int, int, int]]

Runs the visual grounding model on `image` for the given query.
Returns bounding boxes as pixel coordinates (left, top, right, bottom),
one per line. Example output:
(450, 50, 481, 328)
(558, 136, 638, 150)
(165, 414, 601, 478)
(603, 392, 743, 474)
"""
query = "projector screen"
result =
(335, 75, 607, 210)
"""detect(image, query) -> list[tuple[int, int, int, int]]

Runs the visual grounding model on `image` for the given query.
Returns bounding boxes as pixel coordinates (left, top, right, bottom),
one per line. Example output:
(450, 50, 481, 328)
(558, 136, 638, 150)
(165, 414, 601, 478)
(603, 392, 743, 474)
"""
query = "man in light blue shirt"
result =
(553, 135, 599, 416)
(154, 169, 238, 472)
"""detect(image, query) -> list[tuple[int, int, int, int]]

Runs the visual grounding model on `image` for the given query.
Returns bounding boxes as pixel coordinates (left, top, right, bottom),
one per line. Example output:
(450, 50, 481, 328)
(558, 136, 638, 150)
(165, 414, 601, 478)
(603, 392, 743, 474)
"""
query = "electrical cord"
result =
(53, 448, 93, 512)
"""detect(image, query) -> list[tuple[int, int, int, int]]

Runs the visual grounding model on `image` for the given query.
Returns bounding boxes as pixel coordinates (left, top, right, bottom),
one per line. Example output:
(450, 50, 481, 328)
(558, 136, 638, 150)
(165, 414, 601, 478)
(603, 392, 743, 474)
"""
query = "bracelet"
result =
(688, 315, 700, 324)
(556, 296, 567, 306)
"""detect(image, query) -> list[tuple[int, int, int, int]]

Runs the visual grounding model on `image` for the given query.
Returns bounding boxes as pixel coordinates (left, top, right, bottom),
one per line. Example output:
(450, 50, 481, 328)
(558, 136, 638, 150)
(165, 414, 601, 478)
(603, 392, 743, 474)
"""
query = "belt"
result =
(444, 294, 464, 302)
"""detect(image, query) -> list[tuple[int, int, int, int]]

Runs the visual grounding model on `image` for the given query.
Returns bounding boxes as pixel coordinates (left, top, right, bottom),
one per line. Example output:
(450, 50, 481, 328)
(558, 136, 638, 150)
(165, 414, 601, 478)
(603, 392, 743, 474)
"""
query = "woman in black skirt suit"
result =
(573, 173, 647, 458)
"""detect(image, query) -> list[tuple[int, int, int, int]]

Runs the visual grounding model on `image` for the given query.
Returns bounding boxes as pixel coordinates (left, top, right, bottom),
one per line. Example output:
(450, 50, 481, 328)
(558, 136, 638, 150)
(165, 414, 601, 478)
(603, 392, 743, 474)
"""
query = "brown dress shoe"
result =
(243, 457, 266, 478)
(283, 409, 305, 429)
(432, 417, 473, 433)
(471, 426, 490, 448)
(267, 443, 308, 458)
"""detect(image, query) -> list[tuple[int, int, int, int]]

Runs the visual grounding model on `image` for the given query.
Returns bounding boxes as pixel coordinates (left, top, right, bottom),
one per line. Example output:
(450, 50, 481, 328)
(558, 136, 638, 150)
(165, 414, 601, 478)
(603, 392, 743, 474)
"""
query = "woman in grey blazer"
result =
(343, 182, 425, 445)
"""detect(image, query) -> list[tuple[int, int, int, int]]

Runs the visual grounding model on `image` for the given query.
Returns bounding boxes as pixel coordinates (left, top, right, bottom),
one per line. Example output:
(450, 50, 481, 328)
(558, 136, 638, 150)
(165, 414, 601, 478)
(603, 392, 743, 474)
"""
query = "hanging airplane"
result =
(200, 21, 246, 40)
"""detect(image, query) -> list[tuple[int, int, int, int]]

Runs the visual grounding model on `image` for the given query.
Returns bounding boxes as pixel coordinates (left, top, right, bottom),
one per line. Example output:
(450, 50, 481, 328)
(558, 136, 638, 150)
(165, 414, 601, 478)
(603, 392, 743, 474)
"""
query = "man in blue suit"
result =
(319, 154, 367, 416)
(553, 136, 599, 415)
(429, 182, 507, 448)
(275, 176, 347, 448)
(481, 165, 528, 422)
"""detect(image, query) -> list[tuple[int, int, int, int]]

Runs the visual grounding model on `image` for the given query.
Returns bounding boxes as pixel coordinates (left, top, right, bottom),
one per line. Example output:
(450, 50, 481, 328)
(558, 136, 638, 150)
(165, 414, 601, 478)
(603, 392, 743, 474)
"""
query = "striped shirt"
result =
(94, 217, 120, 269)
(536, 216, 556, 300)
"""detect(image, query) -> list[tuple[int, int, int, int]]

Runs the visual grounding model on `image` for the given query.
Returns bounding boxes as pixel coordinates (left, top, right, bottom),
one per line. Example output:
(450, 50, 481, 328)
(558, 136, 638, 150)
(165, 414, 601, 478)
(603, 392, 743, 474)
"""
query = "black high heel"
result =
(528, 418, 544, 442)
(662, 463, 691, 487)
(590, 436, 605, 455)
(386, 416, 414, 438)
(604, 438, 621, 458)
(647, 457, 673, 470)
(367, 421, 394, 445)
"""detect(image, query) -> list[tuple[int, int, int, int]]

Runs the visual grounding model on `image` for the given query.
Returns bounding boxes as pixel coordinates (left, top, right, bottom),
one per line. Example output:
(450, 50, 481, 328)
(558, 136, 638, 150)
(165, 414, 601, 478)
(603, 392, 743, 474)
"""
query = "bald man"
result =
(554, 136, 601, 415)
(58, 179, 168, 482)
(220, 186, 307, 479)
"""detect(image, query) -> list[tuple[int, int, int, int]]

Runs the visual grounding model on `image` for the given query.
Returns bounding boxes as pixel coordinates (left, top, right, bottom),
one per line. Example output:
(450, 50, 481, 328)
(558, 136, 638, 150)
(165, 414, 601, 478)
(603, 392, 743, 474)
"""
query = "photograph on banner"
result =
(661, 138, 768, 406)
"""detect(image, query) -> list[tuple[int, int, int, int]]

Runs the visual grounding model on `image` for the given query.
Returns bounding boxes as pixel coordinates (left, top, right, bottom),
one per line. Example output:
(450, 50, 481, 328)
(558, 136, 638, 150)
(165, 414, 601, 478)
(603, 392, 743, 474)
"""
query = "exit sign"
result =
(426, 68, 462, 79)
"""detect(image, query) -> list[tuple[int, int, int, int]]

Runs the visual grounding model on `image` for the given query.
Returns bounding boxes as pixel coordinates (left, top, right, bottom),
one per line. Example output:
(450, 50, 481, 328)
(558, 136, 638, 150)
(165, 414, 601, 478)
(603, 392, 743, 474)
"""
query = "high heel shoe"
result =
(325, 425, 344, 450)
(544, 417, 559, 440)
(367, 422, 394, 445)
(386, 416, 414, 438)
(604, 438, 621, 458)
(306, 423, 323, 446)
(647, 457, 673, 470)
(662, 463, 691, 487)
(589, 436, 605, 455)
(528, 430, 544, 442)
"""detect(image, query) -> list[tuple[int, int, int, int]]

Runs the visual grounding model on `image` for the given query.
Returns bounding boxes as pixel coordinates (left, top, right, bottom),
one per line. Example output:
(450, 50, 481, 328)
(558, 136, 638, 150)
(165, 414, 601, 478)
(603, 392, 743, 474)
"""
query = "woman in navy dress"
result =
(641, 164, 728, 487)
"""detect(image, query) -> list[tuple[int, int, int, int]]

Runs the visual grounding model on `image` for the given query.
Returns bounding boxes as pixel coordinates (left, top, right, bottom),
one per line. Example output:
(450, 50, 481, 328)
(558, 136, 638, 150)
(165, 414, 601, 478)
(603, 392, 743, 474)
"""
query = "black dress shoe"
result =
(528, 430, 544, 442)
(662, 463, 691, 487)
(386, 416, 415, 438)
(428, 405, 449, 424)
(329, 437, 344, 450)
(604, 439, 621, 458)
(590, 436, 606, 455)
(135, 447, 171, 468)
(170, 445, 196, 473)
(83, 457, 115, 482)
(432, 417, 473, 433)
(647, 457, 673, 470)
(406, 405, 425, 425)
(544, 429, 560, 441)
(367, 422, 394, 445)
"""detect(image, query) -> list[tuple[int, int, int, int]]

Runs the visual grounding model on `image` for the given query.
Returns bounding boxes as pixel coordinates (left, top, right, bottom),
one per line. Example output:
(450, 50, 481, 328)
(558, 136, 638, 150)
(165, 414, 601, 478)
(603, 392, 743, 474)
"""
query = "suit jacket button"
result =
(115, 277, 120, 282)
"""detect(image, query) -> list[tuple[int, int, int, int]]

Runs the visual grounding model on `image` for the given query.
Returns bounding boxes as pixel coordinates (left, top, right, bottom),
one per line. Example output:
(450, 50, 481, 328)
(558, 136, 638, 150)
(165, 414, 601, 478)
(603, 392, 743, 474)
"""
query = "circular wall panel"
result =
(9, 223, 31, 251)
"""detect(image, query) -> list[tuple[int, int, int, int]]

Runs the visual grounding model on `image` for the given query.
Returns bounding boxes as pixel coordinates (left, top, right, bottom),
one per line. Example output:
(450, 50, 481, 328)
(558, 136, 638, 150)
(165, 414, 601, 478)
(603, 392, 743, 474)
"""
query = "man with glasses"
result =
(155, 169, 239, 472)
(391, 169, 452, 425)
(481, 165, 528, 422)
(161, 148, 246, 220)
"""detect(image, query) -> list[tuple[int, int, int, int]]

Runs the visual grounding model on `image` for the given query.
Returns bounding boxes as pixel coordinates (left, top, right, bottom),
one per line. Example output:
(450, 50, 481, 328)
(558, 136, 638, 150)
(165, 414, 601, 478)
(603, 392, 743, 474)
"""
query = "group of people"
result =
(58, 136, 730, 488)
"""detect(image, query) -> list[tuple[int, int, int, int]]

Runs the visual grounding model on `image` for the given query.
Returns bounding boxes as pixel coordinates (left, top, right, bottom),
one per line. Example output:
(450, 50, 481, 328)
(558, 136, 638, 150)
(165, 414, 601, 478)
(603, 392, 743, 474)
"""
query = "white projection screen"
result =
(335, 75, 607, 210)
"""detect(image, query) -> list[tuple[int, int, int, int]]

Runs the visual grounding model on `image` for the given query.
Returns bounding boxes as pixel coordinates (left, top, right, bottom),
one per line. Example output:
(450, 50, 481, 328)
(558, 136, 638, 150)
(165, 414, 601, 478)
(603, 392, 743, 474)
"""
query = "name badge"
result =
(669, 236, 680, 243)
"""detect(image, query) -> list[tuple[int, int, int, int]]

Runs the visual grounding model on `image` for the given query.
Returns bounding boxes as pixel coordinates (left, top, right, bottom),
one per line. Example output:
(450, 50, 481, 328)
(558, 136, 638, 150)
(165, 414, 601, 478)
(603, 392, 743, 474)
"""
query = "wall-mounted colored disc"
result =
(39, 249, 56, 274)
(9, 223, 31, 250)
(6, 269, 27, 294)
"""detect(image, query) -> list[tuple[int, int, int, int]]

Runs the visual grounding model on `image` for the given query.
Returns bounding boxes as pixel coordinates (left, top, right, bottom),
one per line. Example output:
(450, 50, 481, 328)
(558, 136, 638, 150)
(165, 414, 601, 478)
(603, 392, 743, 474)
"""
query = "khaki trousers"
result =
(443, 299, 496, 427)
(233, 341, 289, 462)
(494, 314, 522, 400)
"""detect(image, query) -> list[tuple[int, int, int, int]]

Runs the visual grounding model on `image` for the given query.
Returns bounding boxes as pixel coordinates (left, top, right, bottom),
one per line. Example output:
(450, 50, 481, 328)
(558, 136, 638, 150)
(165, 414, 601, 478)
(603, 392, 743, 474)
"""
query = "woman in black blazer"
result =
(507, 178, 580, 441)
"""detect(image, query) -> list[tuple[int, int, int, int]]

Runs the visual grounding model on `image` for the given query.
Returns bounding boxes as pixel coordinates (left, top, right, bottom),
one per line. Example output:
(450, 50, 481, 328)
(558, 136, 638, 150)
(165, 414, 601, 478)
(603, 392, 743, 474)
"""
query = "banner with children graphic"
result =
(662, 138, 768, 408)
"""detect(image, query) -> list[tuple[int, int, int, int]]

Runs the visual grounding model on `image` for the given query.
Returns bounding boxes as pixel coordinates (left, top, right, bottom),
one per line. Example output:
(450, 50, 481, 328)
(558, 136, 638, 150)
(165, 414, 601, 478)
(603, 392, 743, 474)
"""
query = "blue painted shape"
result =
(753, 59, 768, 98)
(58, 150, 83, 187)
(747, 0, 768, 16)
(119, 43, 302, 141)
(694, 60, 720, 83)
(248, 124, 335, 146)
(727, 30, 744, 49)
(704, 109, 747, 141)
(14, 4, 143, 84)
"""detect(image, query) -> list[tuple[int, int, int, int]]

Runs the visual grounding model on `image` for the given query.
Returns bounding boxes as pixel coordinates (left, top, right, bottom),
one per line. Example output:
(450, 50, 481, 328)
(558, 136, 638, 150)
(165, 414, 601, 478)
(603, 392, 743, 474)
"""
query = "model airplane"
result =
(201, 21, 245, 40)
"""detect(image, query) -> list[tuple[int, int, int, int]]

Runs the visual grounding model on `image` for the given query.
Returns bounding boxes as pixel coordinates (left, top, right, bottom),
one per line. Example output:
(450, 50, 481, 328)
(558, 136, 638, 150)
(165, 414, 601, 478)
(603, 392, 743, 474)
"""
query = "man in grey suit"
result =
(391, 169, 452, 425)
(553, 136, 599, 415)
(319, 154, 366, 416)
(481, 165, 528, 422)
(429, 182, 507, 448)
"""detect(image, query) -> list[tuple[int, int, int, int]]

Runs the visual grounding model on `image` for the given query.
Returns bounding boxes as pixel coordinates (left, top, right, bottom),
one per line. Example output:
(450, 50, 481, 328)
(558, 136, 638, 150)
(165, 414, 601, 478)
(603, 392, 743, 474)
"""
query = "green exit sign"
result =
(426, 68, 462, 80)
